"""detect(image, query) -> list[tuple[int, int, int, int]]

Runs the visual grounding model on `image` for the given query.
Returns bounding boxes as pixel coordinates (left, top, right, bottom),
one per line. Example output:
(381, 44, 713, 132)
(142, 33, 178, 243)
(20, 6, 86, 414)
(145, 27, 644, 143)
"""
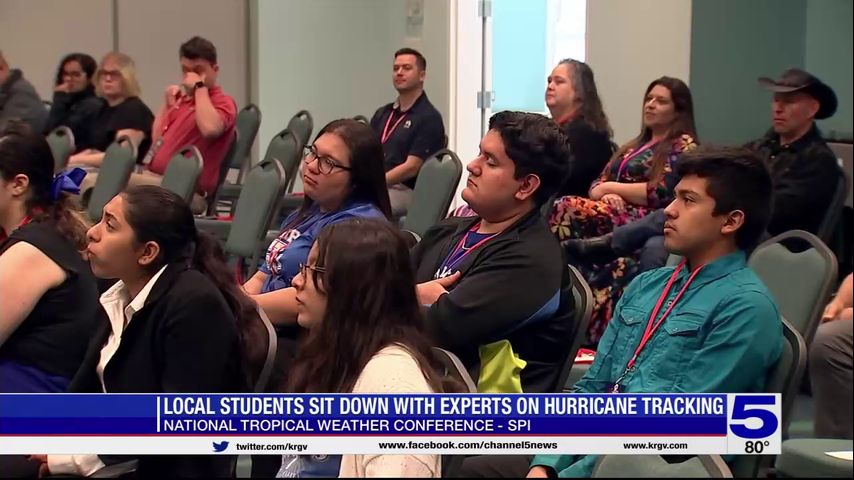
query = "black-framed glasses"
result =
(303, 145, 351, 175)
(299, 262, 326, 278)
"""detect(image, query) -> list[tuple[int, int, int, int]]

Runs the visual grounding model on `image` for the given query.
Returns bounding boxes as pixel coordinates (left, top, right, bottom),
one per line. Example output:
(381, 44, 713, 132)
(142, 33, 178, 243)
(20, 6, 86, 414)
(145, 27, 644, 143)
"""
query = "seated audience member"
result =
(79, 36, 235, 213)
(36, 185, 262, 477)
(546, 59, 615, 197)
(549, 76, 697, 344)
(43, 53, 101, 143)
(370, 48, 445, 218)
(244, 119, 391, 326)
(569, 68, 843, 271)
(0, 123, 98, 393)
(412, 111, 575, 394)
(0, 51, 47, 132)
(516, 147, 783, 478)
(67, 52, 154, 167)
(811, 273, 853, 439)
(280, 218, 449, 477)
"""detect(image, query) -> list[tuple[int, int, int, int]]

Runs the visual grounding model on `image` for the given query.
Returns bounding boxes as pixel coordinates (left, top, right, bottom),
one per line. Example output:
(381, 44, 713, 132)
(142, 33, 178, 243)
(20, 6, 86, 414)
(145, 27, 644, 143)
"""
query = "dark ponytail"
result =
(0, 122, 90, 250)
(122, 185, 266, 388)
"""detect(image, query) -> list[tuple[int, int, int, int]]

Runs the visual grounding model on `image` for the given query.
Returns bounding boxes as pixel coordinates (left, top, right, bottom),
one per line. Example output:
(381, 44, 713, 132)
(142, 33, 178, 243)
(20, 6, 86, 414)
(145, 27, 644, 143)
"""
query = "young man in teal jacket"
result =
(526, 146, 783, 478)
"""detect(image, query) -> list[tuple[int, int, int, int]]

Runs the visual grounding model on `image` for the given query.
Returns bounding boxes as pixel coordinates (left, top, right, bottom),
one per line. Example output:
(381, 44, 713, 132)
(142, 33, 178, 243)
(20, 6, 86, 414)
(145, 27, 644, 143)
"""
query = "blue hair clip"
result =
(50, 167, 87, 200)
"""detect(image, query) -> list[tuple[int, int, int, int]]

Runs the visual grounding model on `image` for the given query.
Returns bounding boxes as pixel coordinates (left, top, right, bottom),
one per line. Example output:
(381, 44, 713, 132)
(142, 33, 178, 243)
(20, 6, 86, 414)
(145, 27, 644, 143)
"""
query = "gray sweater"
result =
(0, 69, 47, 132)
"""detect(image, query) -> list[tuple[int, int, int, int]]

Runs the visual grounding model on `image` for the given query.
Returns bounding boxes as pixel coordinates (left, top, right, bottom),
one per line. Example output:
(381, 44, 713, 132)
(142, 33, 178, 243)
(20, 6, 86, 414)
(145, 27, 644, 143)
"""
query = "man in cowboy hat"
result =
(563, 68, 844, 271)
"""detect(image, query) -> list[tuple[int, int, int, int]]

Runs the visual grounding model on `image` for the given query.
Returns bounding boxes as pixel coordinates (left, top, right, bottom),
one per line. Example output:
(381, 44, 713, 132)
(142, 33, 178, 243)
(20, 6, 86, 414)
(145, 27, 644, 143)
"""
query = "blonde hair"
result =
(94, 51, 141, 99)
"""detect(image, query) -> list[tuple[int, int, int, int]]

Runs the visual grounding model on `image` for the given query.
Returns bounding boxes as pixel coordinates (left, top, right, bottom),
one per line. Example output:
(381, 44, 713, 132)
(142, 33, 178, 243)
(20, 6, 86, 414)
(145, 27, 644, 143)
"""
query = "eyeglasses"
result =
(298, 262, 326, 277)
(99, 69, 122, 80)
(303, 146, 351, 175)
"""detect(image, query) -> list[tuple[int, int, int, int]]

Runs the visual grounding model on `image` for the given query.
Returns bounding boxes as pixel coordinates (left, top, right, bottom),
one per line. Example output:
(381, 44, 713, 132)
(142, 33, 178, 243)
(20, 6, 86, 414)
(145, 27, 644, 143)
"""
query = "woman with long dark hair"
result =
(38, 185, 265, 477)
(279, 218, 449, 477)
(549, 76, 698, 344)
(43, 53, 101, 144)
(546, 58, 615, 197)
(244, 118, 392, 326)
(0, 122, 98, 393)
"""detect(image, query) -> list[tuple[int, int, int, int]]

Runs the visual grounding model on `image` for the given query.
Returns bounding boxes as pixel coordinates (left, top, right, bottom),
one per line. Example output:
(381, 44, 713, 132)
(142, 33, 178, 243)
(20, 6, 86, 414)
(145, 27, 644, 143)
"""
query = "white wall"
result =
(0, 0, 113, 100)
(586, 0, 693, 144)
(255, 0, 451, 163)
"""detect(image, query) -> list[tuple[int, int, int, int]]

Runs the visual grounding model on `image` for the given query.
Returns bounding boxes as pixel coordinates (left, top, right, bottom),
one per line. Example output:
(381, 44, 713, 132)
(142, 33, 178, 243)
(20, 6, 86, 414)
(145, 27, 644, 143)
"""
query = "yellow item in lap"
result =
(477, 339, 526, 393)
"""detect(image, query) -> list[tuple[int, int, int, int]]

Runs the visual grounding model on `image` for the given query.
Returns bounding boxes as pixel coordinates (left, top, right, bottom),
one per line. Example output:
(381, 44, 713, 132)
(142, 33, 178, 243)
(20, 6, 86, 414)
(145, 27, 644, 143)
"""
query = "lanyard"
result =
(616, 139, 659, 179)
(438, 223, 498, 274)
(611, 260, 704, 392)
(381, 108, 408, 144)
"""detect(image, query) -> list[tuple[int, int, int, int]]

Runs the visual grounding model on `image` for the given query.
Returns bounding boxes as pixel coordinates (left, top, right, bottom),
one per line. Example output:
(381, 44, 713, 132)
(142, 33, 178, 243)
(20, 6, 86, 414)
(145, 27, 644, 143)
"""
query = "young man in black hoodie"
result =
(411, 111, 576, 393)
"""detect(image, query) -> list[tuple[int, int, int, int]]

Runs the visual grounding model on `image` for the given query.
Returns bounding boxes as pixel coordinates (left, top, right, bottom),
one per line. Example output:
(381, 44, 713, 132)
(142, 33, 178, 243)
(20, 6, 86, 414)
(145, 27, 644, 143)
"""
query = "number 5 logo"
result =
(729, 396, 779, 439)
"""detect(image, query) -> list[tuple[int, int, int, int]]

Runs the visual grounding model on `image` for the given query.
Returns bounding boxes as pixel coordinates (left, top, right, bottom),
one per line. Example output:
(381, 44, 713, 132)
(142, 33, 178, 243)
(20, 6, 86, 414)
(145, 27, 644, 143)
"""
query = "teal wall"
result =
(491, 0, 548, 112)
(806, 0, 853, 139)
(690, 0, 806, 145)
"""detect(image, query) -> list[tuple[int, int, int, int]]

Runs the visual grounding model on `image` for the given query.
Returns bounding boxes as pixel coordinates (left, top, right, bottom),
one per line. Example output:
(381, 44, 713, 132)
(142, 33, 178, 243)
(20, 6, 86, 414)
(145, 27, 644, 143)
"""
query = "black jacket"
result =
(70, 262, 243, 477)
(43, 87, 103, 145)
(412, 210, 576, 393)
(748, 125, 843, 236)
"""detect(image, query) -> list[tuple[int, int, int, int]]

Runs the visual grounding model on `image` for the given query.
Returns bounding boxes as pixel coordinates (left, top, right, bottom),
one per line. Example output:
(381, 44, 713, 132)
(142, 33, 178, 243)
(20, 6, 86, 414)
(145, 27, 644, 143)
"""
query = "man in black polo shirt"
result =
(370, 48, 445, 218)
(565, 68, 843, 269)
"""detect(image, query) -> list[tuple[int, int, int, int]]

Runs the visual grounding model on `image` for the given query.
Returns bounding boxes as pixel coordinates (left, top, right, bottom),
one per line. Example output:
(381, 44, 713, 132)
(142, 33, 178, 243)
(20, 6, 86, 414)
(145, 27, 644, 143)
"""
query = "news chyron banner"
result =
(0, 394, 780, 456)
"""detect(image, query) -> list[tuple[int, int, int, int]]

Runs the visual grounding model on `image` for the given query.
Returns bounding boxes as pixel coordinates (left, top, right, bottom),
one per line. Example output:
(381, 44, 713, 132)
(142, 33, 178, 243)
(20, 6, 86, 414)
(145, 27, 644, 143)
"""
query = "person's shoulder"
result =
(123, 96, 154, 115)
(671, 133, 697, 153)
(421, 215, 474, 241)
(354, 344, 432, 394)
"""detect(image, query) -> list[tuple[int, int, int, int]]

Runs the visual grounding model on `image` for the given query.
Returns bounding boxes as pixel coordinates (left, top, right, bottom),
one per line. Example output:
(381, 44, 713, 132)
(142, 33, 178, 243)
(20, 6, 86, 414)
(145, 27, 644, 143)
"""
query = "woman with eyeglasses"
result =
(278, 218, 450, 477)
(67, 52, 154, 167)
(244, 119, 392, 327)
(43, 53, 101, 143)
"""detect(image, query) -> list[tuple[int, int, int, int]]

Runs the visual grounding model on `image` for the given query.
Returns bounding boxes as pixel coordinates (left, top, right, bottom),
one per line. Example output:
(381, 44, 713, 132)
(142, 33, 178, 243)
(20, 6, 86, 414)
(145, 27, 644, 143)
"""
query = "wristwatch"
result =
(193, 81, 206, 93)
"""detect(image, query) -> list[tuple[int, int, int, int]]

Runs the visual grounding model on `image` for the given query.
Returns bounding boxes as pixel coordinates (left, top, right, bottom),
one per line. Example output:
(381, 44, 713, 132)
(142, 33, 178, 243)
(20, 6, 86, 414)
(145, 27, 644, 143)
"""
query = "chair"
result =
(46, 126, 75, 172)
(401, 229, 421, 249)
(816, 169, 850, 244)
(196, 159, 287, 278)
(210, 105, 263, 213)
(748, 230, 837, 346)
(729, 318, 807, 478)
(287, 109, 313, 147)
(555, 264, 594, 392)
(432, 347, 476, 478)
(86, 136, 136, 222)
(160, 145, 203, 203)
(776, 438, 854, 478)
(592, 454, 733, 478)
(253, 305, 278, 393)
(353, 114, 369, 124)
(265, 128, 303, 195)
(401, 149, 463, 238)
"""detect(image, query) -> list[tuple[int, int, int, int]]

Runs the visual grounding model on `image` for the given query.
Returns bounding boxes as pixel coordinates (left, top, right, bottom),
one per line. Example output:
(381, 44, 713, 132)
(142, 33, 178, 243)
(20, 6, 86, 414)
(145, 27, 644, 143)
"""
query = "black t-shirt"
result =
(370, 92, 445, 189)
(559, 118, 615, 197)
(0, 221, 100, 380)
(85, 96, 154, 163)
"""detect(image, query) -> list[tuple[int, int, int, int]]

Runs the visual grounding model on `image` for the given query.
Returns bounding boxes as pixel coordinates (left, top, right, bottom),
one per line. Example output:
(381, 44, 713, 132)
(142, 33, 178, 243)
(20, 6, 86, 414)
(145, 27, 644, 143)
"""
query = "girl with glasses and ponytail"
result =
(244, 119, 392, 328)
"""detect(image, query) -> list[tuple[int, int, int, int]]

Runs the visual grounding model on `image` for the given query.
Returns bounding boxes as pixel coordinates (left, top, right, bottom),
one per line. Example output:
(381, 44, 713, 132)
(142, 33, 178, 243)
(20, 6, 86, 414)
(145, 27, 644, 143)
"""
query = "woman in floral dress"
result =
(549, 76, 698, 344)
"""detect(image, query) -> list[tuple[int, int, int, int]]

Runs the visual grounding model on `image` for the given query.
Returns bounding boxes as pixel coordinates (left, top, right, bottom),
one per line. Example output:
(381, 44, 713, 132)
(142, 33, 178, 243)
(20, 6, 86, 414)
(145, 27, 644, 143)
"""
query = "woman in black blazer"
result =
(36, 185, 265, 478)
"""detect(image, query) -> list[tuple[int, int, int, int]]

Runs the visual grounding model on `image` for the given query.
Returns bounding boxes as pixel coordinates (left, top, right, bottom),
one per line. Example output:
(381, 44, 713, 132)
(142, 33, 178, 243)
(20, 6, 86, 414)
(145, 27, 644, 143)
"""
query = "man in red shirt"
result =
(81, 36, 236, 213)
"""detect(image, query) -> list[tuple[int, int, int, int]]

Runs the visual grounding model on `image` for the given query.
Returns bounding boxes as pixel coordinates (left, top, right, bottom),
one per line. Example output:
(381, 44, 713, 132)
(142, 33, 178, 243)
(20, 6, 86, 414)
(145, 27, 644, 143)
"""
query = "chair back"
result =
(748, 230, 837, 345)
(253, 305, 278, 393)
(263, 128, 303, 194)
(46, 126, 75, 172)
(555, 264, 594, 391)
(729, 318, 806, 478)
(232, 104, 262, 170)
(225, 159, 287, 265)
(432, 347, 476, 479)
(592, 454, 733, 478)
(160, 145, 203, 203)
(401, 149, 463, 237)
(287, 109, 314, 147)
(353, 114, 369, 124)
(87, 136, 135, 222)
(816, 169, 850, 243)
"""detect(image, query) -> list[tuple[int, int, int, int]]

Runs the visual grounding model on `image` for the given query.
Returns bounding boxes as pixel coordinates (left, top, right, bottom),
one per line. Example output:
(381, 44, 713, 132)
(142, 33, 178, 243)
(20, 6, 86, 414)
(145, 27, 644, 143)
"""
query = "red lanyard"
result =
(612, 260, 704, 391)
(616, 139, 659, 178)
(0, 214, 35, 243)
(381, 108, 407, 144)
(438, 223, 498, 274)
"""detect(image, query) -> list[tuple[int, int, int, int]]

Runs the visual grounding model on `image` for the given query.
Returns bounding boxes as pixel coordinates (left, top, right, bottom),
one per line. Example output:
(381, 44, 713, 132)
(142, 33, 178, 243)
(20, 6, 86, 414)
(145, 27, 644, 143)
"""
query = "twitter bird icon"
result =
(212, 441, 229, 453)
